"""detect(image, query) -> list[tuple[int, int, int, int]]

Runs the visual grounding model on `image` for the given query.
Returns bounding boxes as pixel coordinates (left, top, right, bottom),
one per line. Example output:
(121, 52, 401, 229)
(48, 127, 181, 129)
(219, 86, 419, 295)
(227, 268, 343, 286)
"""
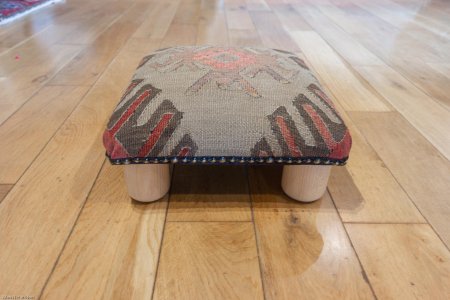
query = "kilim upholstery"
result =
(103, 46, 352, 165)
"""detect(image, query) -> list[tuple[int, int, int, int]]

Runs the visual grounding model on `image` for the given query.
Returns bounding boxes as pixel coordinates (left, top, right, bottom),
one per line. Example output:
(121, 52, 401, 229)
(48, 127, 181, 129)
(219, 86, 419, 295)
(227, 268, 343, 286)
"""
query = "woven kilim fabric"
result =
(103, 46, 352, 165)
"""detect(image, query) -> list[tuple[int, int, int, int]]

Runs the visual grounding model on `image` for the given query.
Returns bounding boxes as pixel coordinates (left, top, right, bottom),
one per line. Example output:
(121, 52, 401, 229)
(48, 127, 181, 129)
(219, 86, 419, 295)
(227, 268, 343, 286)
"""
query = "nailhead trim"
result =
(108, 154, 348, 166)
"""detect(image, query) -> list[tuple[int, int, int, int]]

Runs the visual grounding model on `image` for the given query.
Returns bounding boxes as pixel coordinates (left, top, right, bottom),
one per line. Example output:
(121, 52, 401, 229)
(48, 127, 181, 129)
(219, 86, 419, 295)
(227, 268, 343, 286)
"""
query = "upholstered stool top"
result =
(103, 46, 351, 165)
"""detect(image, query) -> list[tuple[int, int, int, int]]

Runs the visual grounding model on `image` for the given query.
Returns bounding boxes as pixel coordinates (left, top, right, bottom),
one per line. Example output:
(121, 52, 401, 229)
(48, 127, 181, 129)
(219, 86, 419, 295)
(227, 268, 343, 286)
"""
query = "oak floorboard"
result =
(167, 165, 252, 222)
(172, 0, 202, 26)
(0, 1, 126, 75)
(249, 10, 301, 51)
(272, 3, 312, 31)
(289, 30, 391, 112)
(0, 86, 89, 184)
(427, 62, 450, 80)
(132, 0, 181, 40)
(324, 98, 424, 223)
(292, 5, 384, 67)
(197, 8, 229, 45)
(55, 4, 128, 46)
(346, 224, 450, 299)
(245, 0, 270, 11)
(0, 45, 146, 297)
(351, 0, 450, 105)
(291, 5, 450, 159)
(353, 0, 450, 60)
(317, 2, 446, 62)
(41, 164, 168, 300)
(327, 127, 425, 223)
(153, 222, 264, 300)
(349, 111, 450, 247)
(353, 0, 450, 42)
(354, 65, 450, 161)
(121, 38, 164, 55)
(316, 2, 450, 110)
(249, 166, 374, 299)
(0, 1, 73, 53)
(0, 45, 81, 125)
(160, 24, 198, 48)
(226, 8, 256, 30)
(224, 0, 247, 11)
(49, 2, 153, 86)
(228, 29, 264, 47)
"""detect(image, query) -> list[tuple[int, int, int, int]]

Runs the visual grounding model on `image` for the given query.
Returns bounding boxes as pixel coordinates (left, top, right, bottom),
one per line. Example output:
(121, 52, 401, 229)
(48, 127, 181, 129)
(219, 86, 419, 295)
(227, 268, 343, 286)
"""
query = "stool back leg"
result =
(281, 165, 332, 202)
(124, 164, 171, 202)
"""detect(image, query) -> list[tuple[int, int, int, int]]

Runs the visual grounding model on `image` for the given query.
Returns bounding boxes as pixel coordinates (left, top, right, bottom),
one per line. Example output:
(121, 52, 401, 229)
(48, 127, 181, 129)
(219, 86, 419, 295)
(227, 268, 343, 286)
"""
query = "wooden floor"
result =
(0, 0, 449, 298)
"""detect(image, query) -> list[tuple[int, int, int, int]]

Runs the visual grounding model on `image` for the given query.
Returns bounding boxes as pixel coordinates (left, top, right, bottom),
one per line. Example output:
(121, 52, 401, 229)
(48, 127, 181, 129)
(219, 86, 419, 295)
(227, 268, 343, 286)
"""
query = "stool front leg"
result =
(124, 164, 171, 202)
(281, 165, 332, 202)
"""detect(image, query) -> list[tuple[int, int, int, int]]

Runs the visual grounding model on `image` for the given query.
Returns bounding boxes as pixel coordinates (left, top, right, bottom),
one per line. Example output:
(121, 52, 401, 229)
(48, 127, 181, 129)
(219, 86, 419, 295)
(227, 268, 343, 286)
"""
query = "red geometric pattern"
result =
(103, 46, 351, 165)
(147, 46, 303, 98)
(103, 82, 197, 160)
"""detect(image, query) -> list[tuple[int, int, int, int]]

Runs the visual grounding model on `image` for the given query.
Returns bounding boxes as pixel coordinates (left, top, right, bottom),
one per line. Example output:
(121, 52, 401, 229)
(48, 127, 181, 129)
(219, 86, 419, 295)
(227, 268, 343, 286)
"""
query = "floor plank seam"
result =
(0, 0, 153, 187)
(300, 2, 449, 112)
(343, 112, 450, 252)
(0, 86, 91, 186)
(312, 5, 450, 115)
(150, 164, 176, 300)
(0, 3, 75, 56)
(245, 166, 268, 300)
(327, 187, 379, 300)
(37, 159, 106, 299)
(0, 47, 83, 128)
(20, 17, 146, 293)
(0, 1, 137, 129)
(343, 221, 429, 225)
(349, 3, 450, 114)
(166, 220, 253, 223)
(0, 184, 14, 204)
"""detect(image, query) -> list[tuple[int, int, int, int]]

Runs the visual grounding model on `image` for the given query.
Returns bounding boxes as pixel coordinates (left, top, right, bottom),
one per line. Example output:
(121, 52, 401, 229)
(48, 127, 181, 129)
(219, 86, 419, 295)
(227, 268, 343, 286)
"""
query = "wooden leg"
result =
(124, 164, 171, 202)
(281, 165, 332, 202)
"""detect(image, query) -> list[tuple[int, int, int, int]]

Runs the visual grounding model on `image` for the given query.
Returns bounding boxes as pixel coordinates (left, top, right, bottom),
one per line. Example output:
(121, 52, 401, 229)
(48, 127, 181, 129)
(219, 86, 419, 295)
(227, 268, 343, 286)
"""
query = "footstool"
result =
(103, 46, 352, 203)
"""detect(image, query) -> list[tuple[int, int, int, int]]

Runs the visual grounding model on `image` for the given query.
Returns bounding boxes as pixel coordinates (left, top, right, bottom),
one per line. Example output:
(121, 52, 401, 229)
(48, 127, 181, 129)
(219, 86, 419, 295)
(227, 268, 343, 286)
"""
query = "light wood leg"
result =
(281, 165, 332, 202)
(124, 164, 171, 202)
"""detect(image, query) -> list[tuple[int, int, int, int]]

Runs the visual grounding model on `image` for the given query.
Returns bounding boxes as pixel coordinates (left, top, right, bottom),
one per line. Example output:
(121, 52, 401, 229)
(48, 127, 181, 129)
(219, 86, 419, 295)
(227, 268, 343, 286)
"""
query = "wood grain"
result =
(153, 222, 264, 300)
(160, 24, 198, 48)
(0, 44, 81, 125)
(249, 10, 300, 51)
(355, 65, 450, 161)
(0, 86, 89, 184)
(249, 166, 374, 299)
(289, 31, 391, 112)
(132, 0, 180, 40)
(291, 5, 384, 67)
(0, 3, 69, 53)
(167, 166, 252, 222)
(316, 1, 450, 110)
(42, 163, 168, 300)
(228, 29, 264, 47)
(197, 8, 229, 45)
(226, 8, 255, 30)
(350, 111, 450, 247)
(327, 108, 425, 223)
(0, 45, 146, 297)
(49, 3, 152, 86)
(346, 224, 450, 299)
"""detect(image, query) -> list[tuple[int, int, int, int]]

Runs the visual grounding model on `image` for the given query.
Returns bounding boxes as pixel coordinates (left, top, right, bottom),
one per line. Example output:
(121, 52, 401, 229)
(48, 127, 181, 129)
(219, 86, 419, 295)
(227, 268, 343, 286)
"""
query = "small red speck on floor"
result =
(15, 55, 20, 60)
